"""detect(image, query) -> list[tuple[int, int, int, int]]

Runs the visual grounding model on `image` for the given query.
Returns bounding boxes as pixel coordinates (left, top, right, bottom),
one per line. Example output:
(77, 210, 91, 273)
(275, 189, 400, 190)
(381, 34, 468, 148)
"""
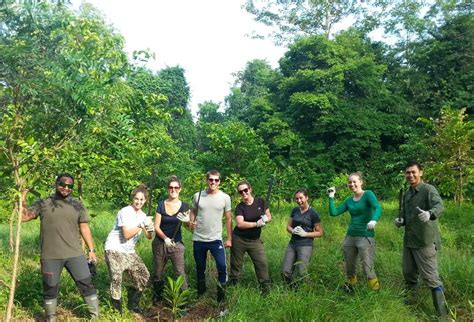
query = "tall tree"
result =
(244, 0, 371, 42)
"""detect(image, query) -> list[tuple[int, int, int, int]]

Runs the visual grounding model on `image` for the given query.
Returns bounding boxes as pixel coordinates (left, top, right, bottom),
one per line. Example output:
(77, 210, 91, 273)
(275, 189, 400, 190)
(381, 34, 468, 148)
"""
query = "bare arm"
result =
(154, 213, 169, 240)
(121, 224, 143, 240)
(236, 215, 258, 229)
(224, 209, 232, 247)
(306, 222, 323, 238)
(22, 207, 37, 222)
(79, 223, 97, 262)
(188, 208, 197, 231)
(264, 208, 272, 222)
(286, 218, 294, 234)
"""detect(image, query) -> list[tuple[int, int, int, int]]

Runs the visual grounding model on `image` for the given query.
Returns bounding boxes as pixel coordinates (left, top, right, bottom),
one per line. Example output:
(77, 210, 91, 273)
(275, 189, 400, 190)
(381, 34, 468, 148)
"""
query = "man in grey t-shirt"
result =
(22, 173, 99, 321)
(189, 169, 232, 303)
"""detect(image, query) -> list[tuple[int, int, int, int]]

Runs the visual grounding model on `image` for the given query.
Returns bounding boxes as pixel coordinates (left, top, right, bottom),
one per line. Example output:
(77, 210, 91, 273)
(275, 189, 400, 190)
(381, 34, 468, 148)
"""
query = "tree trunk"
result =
(5, 169, 27, 321)
(8, 203, 18, 252)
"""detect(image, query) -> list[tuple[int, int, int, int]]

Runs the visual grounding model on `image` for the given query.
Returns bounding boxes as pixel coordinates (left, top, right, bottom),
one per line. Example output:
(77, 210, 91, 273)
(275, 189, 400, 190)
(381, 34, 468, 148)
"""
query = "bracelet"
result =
(89, 249, 96, 253)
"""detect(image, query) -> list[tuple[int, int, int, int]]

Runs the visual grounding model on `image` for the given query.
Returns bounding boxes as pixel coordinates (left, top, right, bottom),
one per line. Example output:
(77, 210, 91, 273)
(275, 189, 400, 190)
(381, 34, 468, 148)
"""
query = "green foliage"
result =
(163, 276, 193, 320)
(419, 107, 473, 203)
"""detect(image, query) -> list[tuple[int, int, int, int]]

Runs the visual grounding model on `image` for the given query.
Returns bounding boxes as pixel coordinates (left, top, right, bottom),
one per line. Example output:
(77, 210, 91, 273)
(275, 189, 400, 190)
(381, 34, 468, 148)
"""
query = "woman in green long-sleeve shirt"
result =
(327, 172, 382, 292)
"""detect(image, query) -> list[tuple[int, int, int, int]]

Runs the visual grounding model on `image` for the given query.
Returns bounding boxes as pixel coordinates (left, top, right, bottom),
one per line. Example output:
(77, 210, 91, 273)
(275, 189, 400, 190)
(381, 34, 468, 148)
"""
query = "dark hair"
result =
(168, 175, 181, 188)
(56, 173, 74, 185)
(349, 171, 364, 184)
(206, 169, 221, 179)
(294, 188, 308, 197)
(131, 184, 148, 200)
(236, 180, 252, 191)
(405, 160, 423, 171)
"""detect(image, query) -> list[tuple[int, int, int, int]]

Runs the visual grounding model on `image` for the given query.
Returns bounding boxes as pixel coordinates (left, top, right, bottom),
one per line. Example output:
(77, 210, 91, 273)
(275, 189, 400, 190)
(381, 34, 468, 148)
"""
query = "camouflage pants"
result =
(105, 250, 150, 300)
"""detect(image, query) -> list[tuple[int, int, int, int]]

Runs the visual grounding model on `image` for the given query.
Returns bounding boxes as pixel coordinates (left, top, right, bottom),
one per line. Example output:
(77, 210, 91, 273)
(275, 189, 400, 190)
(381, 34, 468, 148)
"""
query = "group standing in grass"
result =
(21, 161, 448, 320)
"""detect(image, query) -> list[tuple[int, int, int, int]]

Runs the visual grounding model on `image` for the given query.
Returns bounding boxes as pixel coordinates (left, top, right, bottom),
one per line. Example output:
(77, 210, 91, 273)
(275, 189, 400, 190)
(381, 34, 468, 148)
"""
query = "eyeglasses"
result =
(208, 178, 220, 183)
(238, 188, 249, 194)
(168, 186, 180, 190)
(58, 181, 74, 189)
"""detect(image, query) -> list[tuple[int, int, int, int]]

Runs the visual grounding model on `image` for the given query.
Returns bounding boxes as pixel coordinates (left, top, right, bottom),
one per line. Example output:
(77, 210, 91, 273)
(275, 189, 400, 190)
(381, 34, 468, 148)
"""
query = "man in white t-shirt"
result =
(189, 169, 232, 303)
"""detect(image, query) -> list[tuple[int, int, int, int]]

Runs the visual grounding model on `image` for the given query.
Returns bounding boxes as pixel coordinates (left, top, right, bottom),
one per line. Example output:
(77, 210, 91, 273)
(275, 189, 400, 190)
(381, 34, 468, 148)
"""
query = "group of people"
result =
(22, 161, 448, 320)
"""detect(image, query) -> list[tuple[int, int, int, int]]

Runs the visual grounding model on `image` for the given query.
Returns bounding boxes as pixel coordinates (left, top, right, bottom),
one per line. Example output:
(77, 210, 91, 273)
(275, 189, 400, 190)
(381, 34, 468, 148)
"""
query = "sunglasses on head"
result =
(208, 178, 220, 183)
(238, 188, 249, 194)
(168, 185, 180, 190)
(58, 181, 74, 189)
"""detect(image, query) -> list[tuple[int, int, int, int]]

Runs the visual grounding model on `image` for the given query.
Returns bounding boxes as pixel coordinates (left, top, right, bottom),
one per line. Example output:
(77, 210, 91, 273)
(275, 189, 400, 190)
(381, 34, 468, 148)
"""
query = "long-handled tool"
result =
(398, 188, 404, 220)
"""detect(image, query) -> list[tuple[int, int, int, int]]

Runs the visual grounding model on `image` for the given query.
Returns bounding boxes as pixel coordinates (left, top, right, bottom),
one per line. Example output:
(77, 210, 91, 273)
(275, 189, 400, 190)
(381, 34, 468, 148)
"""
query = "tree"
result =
(197, 101, 225, 124)
(244, 0, 371, 42)
(0, 3, 131, 318)
(419, 107, 473, 203)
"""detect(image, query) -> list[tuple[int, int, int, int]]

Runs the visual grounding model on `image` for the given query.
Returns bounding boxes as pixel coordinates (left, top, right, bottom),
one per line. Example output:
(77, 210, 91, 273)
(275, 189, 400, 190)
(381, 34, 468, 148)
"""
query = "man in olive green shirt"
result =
(394, 161, 448, 317)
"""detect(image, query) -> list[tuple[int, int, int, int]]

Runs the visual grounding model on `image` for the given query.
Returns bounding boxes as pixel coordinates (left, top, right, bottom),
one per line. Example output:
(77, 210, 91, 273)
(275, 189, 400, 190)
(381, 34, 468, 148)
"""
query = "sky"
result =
(73, 0, 286, 115)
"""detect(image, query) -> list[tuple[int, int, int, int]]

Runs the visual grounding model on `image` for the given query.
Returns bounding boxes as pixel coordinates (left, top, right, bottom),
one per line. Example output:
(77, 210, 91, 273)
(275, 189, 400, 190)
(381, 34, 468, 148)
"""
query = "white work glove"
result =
(261, 214, 269, 223)
(327, 187, 336, 198)
(394, 218, 404, 228)
(367, 220, 377, 230)
(137, 222, 146, 229)
(177, 211, 190, 223)
(164, 237, 176, 248)
(256, 218, 266, 227)
(293, 226, 307, 237)
(416, 207, 430, 223)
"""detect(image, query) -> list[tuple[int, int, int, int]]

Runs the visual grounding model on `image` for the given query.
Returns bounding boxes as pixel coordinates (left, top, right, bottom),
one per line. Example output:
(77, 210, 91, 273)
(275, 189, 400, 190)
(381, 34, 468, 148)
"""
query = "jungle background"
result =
(0, 0, 472, 320)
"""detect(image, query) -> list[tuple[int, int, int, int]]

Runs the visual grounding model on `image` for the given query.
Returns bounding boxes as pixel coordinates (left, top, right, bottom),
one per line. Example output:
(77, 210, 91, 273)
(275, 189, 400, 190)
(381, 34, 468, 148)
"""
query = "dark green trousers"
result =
(229, 233, 269, 283)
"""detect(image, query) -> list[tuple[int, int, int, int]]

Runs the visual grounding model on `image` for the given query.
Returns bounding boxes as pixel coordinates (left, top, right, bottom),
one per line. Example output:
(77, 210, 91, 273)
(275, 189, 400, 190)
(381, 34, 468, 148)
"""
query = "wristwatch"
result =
(89, 249, 96, 253)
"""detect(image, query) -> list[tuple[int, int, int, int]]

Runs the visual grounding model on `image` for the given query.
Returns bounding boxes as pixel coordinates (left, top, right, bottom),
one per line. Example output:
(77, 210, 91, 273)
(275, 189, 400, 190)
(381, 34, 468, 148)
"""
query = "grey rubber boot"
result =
(44, 298, 57, 322)
(84, 294, 100, 319)
(431, 288, 448, 318)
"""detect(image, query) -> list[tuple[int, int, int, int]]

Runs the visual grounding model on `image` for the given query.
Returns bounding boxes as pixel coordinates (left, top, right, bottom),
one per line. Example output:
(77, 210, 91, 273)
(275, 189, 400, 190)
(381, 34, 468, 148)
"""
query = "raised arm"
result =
(328, 198, 348, 217)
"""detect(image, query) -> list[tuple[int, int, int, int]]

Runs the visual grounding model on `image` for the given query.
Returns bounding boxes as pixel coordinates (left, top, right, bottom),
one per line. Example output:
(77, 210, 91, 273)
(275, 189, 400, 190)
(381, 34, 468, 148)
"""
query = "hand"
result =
(256, 218, 266, 227)
(177, 211, 190, 223)
(88, 250, 97, 264)
(138, 221, 146, 230)
(224, 239, 232, 248)
(416, 207, 430, 223)
(367, 220, 377, 230)
(394, 218, 404, 228)
(261, 214, 270, 223)
(164, 237, 176, 248)
(327, 187, 336, 198)
(188, 221, 196, 231)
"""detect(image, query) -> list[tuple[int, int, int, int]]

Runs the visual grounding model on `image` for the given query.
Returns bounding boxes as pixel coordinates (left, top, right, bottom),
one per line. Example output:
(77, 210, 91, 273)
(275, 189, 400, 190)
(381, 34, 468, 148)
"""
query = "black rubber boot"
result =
(197, 279, 206, 296)
(152, 281, 164, 304)
(44, 298, 57, 322)
(259, 280, 270, 296)
(127, 287, 144, 314)
(111, 298, 122, 315)
(217, 283, 226, 303)
(431, 287, 448, 318)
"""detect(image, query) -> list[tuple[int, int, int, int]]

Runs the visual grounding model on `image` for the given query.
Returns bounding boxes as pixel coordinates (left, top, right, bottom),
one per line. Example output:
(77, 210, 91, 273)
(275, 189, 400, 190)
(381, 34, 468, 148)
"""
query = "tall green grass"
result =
(0, 200, 472, 320)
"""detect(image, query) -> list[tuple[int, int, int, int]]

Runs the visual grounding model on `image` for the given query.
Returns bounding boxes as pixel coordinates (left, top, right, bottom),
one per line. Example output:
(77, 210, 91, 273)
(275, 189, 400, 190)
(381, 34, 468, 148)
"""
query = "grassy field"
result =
(1, 200, 473, 321)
